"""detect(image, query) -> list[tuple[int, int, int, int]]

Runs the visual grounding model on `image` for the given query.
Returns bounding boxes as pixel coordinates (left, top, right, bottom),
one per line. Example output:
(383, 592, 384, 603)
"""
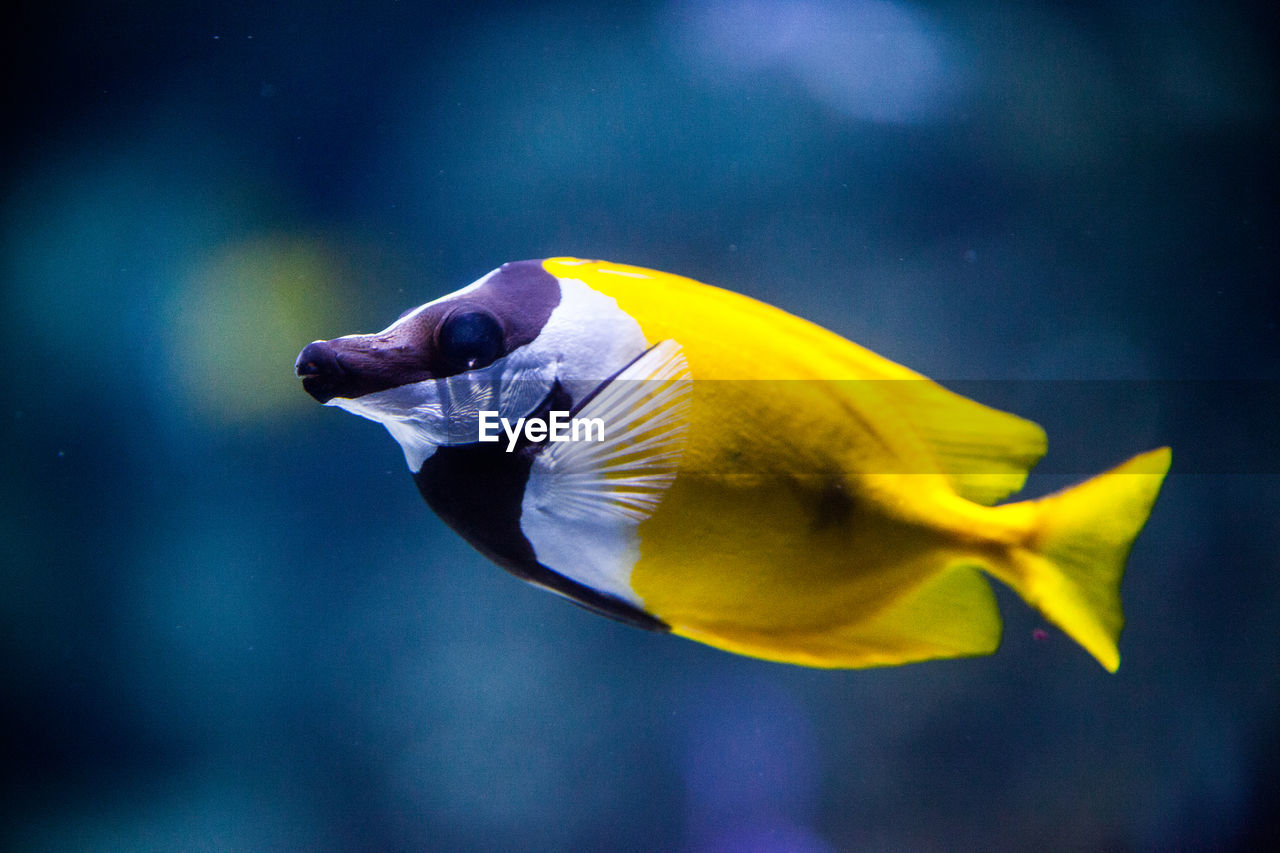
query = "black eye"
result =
(436, 310, 504, 373)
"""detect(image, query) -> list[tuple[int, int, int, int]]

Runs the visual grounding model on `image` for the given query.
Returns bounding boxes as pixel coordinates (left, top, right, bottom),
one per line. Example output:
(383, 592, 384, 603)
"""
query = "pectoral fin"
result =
(526, 339, 692, 523)
(520, 340, 692, 608)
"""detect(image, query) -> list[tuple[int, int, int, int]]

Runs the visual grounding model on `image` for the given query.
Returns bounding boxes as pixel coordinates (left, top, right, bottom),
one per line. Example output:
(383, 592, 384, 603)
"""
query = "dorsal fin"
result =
(873, 379, 1047, 504)
(543, 258, 1046, 504)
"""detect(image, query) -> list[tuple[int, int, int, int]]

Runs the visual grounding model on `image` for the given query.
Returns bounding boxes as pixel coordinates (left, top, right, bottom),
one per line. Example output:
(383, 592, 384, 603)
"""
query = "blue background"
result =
(4, 1, 1277, 849)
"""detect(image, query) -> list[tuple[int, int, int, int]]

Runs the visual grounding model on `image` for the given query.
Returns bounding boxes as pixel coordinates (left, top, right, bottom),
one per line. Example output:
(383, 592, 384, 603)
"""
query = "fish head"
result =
(294, 259, 647, 470)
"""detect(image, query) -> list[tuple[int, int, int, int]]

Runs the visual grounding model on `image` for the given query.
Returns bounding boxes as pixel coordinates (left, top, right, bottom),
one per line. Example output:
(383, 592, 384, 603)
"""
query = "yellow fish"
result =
(295, 258, 1170, 671)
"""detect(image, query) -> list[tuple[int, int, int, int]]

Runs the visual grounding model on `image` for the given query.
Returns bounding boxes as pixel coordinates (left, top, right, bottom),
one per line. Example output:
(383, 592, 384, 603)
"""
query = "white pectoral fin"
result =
(529, 339, 691, 522)
(521, 340, 691, 605)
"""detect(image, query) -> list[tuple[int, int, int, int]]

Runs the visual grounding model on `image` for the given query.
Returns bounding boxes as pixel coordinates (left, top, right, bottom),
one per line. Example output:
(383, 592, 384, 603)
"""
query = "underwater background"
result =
(3, 1, 1277, 850)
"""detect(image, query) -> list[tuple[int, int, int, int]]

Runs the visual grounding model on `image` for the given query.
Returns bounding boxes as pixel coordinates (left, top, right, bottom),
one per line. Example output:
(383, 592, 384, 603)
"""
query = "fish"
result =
(295, 257, 1170, 671)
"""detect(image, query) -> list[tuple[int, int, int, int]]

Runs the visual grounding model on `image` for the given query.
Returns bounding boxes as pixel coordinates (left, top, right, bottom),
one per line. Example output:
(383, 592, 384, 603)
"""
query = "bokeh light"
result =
(666, 0, 962, 124)
(165, 236, 346, 426)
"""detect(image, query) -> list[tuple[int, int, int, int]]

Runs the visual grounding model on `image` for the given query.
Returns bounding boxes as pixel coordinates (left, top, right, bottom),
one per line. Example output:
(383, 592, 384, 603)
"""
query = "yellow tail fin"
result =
(999, 447, 1171, 672)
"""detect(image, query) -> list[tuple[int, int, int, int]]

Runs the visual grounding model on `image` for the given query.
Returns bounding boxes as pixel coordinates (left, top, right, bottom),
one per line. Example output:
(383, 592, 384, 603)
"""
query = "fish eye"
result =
(436, 309, 505, 373)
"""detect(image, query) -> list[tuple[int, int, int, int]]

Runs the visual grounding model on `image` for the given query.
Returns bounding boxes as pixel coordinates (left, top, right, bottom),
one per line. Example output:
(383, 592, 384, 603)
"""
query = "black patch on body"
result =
(297, 260, 562, 402)
(810, 477, 856, 532)
(413, 384, 668, 632)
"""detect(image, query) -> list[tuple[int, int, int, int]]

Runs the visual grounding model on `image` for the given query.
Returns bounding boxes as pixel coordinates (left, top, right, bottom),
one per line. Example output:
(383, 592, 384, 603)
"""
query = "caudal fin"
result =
(1001, 447, 1171, 672)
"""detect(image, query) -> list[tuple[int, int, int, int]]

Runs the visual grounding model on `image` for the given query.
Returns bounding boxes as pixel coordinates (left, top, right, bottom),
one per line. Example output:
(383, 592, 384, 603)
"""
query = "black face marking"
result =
(295, 259, 561, 403)
(413, 384, 668, 632)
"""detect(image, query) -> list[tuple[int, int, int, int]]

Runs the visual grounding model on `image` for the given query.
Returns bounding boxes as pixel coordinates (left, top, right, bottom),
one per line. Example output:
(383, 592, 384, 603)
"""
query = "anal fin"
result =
(677, 558, 1003, 669)
(839, 560, 1002, 666)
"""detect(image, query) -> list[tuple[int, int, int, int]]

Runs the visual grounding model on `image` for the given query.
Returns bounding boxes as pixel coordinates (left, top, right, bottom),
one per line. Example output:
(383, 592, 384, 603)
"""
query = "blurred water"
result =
(4, 1, 1278, 850)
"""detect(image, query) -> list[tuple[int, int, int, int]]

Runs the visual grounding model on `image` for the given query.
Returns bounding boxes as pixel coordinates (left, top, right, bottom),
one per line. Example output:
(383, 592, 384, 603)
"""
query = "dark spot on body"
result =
(810, 476, 856, 532)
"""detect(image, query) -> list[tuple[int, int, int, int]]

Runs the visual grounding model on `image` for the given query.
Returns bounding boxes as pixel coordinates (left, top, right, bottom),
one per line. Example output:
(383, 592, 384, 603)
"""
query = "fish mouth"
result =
(295, 340, 345, 403)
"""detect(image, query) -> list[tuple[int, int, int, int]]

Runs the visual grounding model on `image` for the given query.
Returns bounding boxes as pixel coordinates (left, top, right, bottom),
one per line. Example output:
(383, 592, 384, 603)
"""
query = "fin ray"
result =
(527, 339, 692, 523)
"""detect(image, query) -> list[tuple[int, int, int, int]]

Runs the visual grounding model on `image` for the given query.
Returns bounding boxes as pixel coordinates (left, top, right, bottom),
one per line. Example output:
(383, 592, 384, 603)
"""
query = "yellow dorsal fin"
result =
(543, 258, 1046, 504)
(874, 379, 1047, 505)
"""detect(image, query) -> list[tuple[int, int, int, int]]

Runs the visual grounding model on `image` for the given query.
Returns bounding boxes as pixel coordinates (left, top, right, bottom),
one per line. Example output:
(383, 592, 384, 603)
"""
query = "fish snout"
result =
(295, 340, 346, 403)
(296, 331, 433, 403)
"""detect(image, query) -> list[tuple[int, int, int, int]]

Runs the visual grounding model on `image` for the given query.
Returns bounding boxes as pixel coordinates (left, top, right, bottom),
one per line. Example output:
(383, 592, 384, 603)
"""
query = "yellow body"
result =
(543, 257, 1170, 670)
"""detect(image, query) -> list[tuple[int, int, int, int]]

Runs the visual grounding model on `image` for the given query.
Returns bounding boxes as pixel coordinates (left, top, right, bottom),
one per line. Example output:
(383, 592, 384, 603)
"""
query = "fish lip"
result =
(299, 375, 337, 404)
(295, 341, 345, 403)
